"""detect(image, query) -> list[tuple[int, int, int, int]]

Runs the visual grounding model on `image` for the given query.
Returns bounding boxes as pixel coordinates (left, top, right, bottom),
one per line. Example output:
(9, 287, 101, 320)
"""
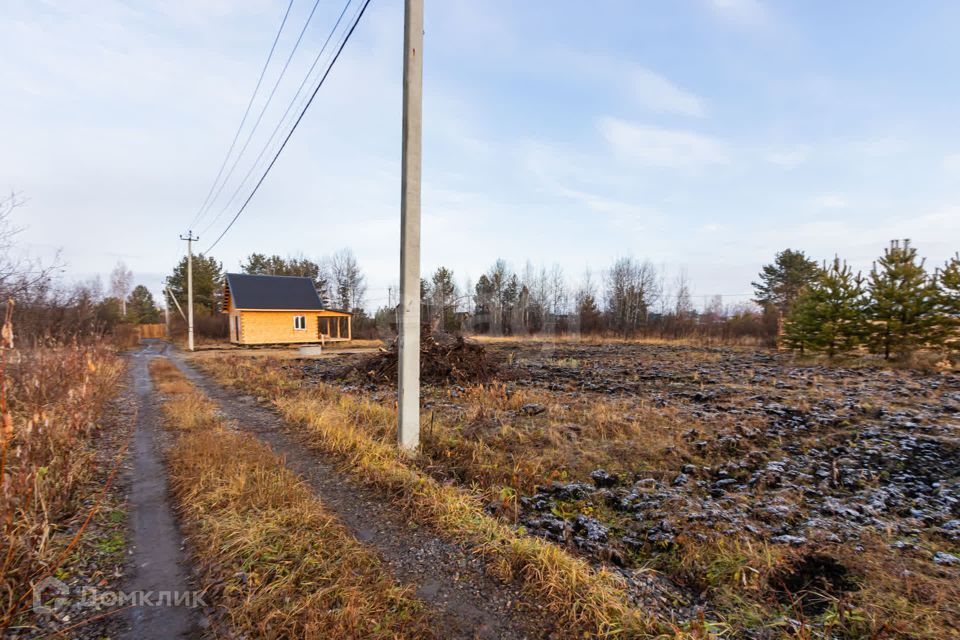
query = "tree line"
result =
(403, 256, 771, 342)
(773, 240, 959, 359)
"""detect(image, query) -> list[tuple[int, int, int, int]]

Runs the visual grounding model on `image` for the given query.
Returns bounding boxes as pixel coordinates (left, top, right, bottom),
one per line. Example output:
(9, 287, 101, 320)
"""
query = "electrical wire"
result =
(200, 0, 354, 238)
(187, 0, 295, 232)
(203, 0, 372, 254)
(193, 0, 325, 232)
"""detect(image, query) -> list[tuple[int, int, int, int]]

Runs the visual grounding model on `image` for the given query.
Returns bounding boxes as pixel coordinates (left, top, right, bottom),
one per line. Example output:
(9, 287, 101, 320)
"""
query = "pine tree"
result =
(815, 258, 867, 357)
(241, 253, 328, 299)
(752, 249, 821, 315)
(166, 254, 223, 315)
(866, 239, 937, 359)
(126, 285, 160, 323)
(782, 289, 818, 355)
(430, 267, 458, 331)
(577, 293, 602, 334)
(783, 258, 868, 357)
(935, 253, 960, 352)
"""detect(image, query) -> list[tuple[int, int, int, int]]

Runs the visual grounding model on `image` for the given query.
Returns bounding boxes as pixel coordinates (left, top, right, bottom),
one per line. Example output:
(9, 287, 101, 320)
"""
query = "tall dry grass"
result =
(0, 306, 125, 629)
(149, 359, 436, 639)
(199, 356, 660, 638)
(202, 355, 747, 496)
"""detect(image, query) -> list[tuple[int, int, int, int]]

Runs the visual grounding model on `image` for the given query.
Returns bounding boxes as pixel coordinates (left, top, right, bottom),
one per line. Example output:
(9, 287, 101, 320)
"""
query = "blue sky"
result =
(2, 0, 958, 310)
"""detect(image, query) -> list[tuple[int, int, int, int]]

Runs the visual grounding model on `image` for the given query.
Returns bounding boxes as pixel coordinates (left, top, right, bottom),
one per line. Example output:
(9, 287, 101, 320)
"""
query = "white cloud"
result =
(943, 153, 960, 173)
(597, 117, 728, 168)
(545, 50, 706, 118)
(812, 193, 848, 209)
(754, 207, 960, 267)
(766, 146, 810, 168)
(630, 68, 705, 117)
(553, 186, 663, 232)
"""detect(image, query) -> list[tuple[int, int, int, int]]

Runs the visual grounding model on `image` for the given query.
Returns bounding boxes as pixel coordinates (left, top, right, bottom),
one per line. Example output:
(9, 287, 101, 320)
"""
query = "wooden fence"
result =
(138, 323, 167, 339)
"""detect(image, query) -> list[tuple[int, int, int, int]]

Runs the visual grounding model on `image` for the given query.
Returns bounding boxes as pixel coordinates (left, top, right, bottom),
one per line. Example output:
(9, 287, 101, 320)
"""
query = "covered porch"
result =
(317, 311, 352, 343)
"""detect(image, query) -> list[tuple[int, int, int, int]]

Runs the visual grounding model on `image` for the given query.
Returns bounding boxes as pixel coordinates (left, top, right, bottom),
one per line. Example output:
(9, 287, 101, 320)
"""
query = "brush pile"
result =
(360, 329, 498, 384)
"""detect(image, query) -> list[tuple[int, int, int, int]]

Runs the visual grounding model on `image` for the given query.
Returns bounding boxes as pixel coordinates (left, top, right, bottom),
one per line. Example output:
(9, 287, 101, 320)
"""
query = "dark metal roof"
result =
(225, 273, 326, 310)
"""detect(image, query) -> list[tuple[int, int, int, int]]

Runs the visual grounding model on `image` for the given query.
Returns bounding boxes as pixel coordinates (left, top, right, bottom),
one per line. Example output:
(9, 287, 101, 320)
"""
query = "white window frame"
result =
(293, 315, 306, 330)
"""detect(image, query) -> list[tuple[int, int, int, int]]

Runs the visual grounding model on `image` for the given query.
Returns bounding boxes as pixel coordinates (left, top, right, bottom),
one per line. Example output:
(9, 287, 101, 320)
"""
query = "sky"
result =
(2, 0, 959, 312)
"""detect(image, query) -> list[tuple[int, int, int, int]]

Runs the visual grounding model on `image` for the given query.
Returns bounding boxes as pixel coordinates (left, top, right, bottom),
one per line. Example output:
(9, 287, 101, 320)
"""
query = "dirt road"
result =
(170, 352, 555, 640)
(121, 340, 202, 639)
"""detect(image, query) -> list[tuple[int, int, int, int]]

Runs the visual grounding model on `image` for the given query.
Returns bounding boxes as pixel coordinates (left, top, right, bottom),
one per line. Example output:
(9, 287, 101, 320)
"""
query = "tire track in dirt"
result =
(121, 341, 202, 640)
(170, 354, 558, 640)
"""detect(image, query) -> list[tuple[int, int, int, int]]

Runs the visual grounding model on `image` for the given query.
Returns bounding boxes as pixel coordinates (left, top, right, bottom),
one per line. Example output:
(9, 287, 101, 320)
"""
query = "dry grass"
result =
(421, 382, 743, 494)
(148, 359, 435, 639)
(665, 532, 960, 639)
(201, 355, 749, 497)
(0, 341, 124, 629)
(199, 356, 663, 638)
(199, 347, 960, 639)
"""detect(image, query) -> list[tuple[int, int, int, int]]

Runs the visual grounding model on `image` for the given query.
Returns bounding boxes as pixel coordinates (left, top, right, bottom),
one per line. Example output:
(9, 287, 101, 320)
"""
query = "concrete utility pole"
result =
(397, 0, 423, 451)
(180, 231, 198, 352)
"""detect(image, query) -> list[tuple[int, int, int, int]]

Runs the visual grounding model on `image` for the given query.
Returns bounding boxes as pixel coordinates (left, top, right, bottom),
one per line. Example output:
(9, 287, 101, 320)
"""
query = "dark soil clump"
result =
(359, 330, 499, 385)
(770, 553, 859, 615)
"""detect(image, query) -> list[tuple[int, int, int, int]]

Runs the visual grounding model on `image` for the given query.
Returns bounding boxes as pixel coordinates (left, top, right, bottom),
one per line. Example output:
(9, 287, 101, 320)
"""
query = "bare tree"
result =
(326, 248, 367, 312)
(548, 263, 567, 315)
(702, 294, 725, 324)
(604, 257, 660, 335)
(109, 261, 134, 317)
(674, 269, 695, 317)
(0, 191, 62, 301)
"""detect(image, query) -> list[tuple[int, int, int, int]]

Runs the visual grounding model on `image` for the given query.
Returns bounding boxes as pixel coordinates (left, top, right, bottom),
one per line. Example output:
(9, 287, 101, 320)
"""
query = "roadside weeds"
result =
(149, 358, 436, 639)
(0, 337, 126, 635)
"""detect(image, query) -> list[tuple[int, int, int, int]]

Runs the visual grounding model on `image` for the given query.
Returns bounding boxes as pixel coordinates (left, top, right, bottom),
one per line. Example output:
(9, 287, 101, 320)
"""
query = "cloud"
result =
(630, 68, 705, 117)
(766, 146, 810, 168)
(597, 117, 728, 168)
(943, 153, 960, 173)
(553, 50, 706, 118)
(753, 207, 960, 266)
(812, 193, 848, 209)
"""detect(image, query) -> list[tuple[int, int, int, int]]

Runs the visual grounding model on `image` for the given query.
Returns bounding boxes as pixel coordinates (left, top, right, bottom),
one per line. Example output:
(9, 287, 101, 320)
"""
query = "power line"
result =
(188, 0, 295, 231)
(204, 0, 372, 254)
(194, 0, 324, 232)
(200, 0, 354, 238)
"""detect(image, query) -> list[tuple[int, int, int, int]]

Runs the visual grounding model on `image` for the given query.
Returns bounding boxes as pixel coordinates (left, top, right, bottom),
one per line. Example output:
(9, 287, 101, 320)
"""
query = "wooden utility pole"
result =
(180, 231, 198, 352)
(398, 0, 423, 451)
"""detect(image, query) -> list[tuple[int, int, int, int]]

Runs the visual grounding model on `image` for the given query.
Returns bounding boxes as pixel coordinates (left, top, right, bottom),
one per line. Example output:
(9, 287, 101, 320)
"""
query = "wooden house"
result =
(223, 273, 352, 345)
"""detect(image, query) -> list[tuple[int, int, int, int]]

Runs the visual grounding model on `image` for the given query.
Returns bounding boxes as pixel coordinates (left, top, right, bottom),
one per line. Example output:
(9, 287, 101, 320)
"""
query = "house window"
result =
(293, 315, 306, 330)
